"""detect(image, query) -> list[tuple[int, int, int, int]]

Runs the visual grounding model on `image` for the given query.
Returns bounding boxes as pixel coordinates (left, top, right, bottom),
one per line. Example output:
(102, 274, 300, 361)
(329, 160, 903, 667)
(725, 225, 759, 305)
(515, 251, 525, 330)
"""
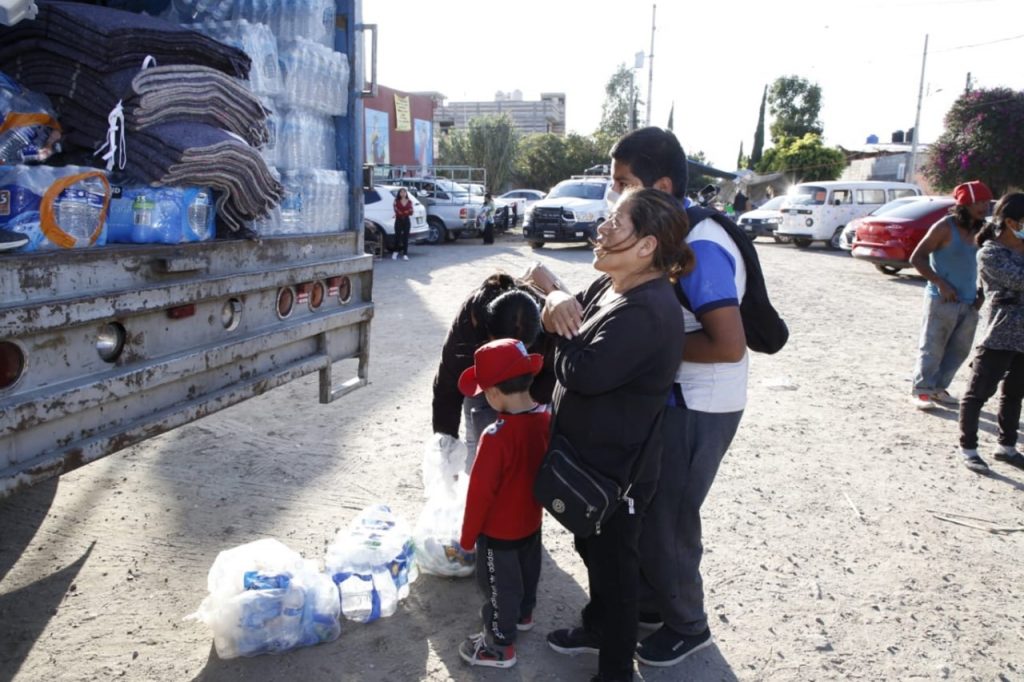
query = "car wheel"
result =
(875, 264, 902, 276)
(527, 240, 545, 249)
(773, 234, 791, 244)
(426, 218, 446, 245)
(828, 227, 844, 250)
(793, 237, 813, 248)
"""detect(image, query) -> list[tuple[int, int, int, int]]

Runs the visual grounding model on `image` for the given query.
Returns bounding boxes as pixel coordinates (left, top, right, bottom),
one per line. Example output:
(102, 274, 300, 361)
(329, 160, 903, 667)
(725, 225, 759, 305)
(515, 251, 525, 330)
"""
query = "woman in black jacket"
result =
(540, 188, 692, 682)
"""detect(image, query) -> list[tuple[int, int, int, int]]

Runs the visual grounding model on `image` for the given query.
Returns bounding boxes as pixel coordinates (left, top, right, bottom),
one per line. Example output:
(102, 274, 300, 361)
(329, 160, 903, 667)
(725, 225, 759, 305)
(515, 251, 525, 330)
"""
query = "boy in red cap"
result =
(455, 338, 551, 669)
(909, 180, 993, 410)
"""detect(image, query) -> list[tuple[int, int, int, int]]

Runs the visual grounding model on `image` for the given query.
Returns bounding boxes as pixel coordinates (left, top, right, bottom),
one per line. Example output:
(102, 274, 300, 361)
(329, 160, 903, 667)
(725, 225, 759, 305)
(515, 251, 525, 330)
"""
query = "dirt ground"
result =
(2, 231, 1023, 682)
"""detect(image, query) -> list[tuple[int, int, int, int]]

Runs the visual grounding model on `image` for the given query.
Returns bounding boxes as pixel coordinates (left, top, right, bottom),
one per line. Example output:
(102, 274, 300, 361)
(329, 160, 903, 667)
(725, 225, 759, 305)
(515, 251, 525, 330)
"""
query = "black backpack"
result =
(676, 206, 789, 354)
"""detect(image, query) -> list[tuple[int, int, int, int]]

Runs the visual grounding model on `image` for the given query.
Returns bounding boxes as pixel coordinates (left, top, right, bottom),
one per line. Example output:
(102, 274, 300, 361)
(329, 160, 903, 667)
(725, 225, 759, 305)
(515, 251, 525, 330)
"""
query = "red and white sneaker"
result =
(517, 613, 535, 631)
(911, 393, 936, 410)
(459, 632, 517, 669)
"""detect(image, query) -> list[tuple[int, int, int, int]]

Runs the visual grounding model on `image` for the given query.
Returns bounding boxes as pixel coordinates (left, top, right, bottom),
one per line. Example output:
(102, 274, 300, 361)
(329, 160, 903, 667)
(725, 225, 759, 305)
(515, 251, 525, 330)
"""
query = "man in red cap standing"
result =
(455, 338, 551, 669)
(908, 180, 993, 409)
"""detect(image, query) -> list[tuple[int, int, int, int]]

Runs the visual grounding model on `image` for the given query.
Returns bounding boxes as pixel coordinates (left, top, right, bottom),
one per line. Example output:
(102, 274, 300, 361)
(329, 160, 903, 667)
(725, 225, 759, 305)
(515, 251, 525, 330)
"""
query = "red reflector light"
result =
(167, 304, 196, 319)
(310, 281, 325, 310)
(0, 341, 25, 390)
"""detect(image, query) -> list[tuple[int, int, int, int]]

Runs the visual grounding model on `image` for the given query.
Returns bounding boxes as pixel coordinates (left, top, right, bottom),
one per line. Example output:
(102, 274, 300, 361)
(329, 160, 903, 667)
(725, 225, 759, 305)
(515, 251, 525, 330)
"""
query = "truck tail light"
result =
(309, 281, 325, 310)
(276, 286, 296, 319)
(167, 304, 196, 319)
(338, 276, 352, 303)
(96, 322, 126, 363)
(0, 341, 25, 390)
(459, 207, 468, 219)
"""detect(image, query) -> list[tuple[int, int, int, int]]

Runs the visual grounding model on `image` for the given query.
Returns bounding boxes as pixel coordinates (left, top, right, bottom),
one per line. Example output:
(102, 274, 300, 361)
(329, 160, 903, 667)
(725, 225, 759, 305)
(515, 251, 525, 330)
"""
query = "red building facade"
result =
(362, 85, 436, 168)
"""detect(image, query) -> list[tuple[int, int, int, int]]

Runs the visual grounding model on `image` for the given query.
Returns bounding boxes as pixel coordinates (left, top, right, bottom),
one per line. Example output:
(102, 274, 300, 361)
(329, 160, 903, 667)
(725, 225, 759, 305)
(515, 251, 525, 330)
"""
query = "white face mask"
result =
(605, 189, 621, 212)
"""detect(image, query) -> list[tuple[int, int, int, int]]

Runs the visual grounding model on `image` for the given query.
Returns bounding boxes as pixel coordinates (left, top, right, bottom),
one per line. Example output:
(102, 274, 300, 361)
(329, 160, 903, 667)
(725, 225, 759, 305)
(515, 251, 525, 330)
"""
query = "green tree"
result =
(750, 84, 767, 169)
(923, 87, 1024, 195)
(755, 133, 846, 183)
(736, 141, 745, 170)
(768, 75, 823, 144)
(437, 114, 518, 191)
(687, 150, 717, 191)
(598, 64, 642, 139)
(513, 133, 608, 191)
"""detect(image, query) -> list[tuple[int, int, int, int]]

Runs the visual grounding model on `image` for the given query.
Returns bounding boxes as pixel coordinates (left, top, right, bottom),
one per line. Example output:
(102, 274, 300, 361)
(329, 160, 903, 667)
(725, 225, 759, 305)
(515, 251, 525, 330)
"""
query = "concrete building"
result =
(839, 140, 936, 193)
(429, 91, 567, 136)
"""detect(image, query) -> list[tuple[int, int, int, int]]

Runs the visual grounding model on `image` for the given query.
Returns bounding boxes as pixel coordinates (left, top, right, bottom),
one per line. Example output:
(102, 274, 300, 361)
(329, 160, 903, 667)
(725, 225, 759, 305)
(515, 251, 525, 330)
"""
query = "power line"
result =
(934, 32, 1024, 53)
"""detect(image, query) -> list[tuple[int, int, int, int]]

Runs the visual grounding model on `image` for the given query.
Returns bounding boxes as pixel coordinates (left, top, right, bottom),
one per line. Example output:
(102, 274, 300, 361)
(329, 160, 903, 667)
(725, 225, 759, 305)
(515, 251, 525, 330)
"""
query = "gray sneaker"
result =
(993, 449, 1024, 469)
(963, 453, 990, 473)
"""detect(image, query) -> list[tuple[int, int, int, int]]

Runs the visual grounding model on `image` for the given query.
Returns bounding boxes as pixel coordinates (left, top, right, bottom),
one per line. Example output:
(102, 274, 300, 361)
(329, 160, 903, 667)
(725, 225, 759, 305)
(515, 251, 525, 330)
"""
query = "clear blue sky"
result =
(363, 0, 1023, 170)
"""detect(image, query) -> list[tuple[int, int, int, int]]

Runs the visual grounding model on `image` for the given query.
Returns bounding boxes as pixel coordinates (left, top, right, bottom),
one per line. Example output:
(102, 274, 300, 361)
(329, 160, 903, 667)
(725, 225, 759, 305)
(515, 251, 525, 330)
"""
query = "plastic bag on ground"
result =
(325, 505, 417, 624)
(421, 433, 468, 498)
(414, 435, 475, 577)
(188, 538, 341, 659)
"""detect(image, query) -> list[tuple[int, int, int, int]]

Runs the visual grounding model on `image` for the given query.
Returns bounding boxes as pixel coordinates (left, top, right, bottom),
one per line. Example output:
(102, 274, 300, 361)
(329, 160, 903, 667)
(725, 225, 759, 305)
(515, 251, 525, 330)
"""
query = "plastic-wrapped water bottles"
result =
(188, 538, 342, 660)
(0, 165, 110, 251)
(278, 39, 349, 115)
(1, 71, 62, 164)
(106, 186, 215, 244)
(274, 169, 346, 234)
(190, 20, 281, 97)
(278, 110, 336, 170)
(325, 505, 418, 623)
(274, 0, 334, 48)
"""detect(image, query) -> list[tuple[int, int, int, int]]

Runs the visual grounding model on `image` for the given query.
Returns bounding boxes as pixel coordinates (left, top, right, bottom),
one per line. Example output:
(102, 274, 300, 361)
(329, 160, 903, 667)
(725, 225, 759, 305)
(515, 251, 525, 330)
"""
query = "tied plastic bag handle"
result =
(39, 171, 111, 249)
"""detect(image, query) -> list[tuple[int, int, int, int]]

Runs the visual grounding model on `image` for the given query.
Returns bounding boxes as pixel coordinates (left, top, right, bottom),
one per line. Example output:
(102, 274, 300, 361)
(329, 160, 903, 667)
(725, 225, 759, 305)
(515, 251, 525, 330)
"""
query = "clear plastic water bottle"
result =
(56, 173, 107, 246)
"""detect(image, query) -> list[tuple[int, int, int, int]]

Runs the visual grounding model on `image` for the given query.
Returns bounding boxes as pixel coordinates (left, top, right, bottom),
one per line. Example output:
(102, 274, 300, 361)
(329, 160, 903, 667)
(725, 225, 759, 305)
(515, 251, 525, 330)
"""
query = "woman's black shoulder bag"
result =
(533, 410, 663, 538)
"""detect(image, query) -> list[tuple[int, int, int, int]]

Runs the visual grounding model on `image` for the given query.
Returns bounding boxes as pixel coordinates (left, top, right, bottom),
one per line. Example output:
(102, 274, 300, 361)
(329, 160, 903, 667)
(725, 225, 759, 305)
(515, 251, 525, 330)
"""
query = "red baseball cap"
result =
(953, 180, 993, 206)
(458, 338, 543, 397)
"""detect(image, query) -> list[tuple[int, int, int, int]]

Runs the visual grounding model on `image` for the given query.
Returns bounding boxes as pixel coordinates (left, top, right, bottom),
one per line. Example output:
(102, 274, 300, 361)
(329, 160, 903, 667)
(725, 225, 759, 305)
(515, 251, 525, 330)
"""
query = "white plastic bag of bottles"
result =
(188, 538, 342, 659)
(106, 185, 215, 244)
(0, 70, 62, 164)
(414, 436, 476, 577)
(0, 165, 110, 251)
(324, 505, 417, 624)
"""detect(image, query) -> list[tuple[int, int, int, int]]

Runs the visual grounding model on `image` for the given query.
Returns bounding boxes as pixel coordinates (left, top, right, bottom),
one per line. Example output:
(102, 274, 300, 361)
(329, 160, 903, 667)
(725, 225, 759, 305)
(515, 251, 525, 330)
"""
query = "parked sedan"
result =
(736, 196, 787, 240)
(838, 196, 934, 251)
(363, 185, 428, 252)
(850, 197, 955, 275)
(497, 189, 547, 226)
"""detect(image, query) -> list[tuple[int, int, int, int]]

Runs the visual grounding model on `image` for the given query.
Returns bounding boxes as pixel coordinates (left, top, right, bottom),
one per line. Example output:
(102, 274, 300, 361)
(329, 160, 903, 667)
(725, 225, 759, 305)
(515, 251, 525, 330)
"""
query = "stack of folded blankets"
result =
(0, 0, 283, 235)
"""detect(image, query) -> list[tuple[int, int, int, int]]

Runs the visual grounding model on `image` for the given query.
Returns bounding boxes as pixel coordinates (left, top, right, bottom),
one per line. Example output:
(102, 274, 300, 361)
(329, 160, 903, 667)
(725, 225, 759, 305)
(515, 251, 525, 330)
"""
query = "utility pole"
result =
(645, 4, 656, 127)
(907, 34, 928, 183)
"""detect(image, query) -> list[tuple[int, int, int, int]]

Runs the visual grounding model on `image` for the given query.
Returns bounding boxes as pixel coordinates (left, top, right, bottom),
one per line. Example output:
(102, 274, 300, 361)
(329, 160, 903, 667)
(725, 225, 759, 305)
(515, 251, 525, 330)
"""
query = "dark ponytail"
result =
(977, 192, 1024, 247)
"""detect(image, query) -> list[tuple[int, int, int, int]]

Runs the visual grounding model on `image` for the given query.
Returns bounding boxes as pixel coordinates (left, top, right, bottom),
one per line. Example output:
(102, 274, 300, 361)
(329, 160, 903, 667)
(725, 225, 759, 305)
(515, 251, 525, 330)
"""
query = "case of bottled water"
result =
(189, 538, 342, 659)
(278, 39, 349, 116)
(0, 165, 110, 251)
(274, 168, 346, 236)
(190, 20, 282, 97)
(325, 505, 418, 623)
(106, 186, 215, 244)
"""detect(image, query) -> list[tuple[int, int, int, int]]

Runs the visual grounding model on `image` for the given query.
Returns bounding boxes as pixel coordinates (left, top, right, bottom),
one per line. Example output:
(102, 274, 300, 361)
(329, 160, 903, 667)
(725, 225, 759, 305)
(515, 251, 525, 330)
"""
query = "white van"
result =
(776, 181, 922, 249)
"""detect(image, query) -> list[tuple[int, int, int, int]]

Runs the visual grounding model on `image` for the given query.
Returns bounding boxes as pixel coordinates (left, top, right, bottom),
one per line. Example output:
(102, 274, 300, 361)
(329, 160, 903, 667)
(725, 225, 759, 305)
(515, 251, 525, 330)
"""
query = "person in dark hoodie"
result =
(431, 271, 557, 469)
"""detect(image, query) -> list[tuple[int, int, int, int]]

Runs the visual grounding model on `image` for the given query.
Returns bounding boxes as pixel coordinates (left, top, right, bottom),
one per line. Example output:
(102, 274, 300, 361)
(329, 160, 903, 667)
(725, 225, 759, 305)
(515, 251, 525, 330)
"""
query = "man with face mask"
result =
(540, 127, 748, 669)
(908, 180, 992, 411)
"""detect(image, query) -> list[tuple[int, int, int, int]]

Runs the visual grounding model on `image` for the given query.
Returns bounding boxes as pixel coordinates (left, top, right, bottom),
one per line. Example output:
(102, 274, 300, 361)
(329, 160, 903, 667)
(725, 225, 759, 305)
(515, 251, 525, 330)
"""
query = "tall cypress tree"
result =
(736, 141, 745, 170)
(750, 84, 767, 170)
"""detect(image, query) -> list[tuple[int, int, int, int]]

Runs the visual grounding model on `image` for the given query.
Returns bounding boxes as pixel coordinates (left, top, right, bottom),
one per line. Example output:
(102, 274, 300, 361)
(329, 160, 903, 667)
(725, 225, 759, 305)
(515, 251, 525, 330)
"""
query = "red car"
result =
(851, 197, 956, 275)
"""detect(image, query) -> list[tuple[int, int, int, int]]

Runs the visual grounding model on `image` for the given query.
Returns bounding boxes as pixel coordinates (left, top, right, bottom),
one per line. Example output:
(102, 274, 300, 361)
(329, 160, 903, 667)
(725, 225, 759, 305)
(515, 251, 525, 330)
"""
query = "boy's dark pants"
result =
(474, 531, 541, 646)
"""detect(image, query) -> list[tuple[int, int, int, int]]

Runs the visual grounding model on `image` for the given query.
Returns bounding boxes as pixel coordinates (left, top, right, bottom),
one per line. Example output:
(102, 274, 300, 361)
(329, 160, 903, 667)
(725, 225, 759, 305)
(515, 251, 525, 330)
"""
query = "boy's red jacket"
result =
(460, 406, 550, 549)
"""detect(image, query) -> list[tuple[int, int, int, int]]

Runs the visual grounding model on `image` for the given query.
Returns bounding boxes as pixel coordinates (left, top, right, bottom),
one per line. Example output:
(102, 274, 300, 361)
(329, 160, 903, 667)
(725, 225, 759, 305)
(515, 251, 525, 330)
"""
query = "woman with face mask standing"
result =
(958, 192, 1024, 473)
(541, 188, 691, 682)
